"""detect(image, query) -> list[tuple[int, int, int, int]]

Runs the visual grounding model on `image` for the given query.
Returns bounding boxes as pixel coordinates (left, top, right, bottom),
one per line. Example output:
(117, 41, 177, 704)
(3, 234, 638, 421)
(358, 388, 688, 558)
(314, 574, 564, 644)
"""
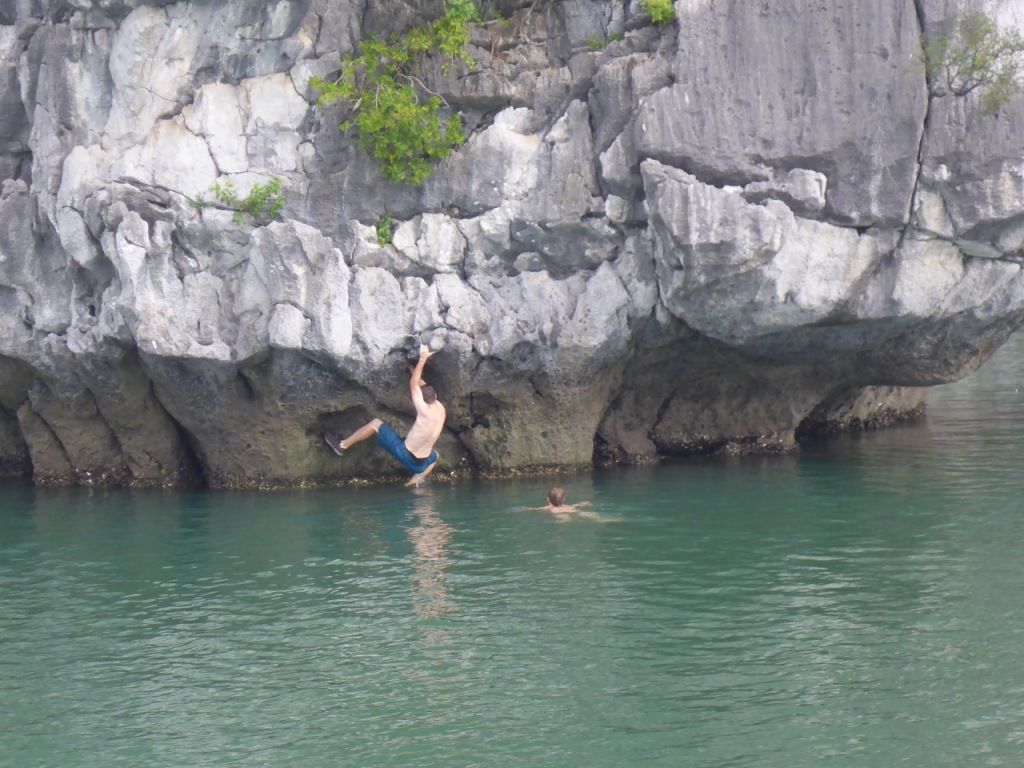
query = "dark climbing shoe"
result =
(324, 433, 345, 456)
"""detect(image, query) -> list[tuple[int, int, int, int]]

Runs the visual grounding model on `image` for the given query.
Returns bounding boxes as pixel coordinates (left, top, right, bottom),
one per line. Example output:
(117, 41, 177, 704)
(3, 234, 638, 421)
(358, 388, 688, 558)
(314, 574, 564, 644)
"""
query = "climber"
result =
(324, 344, 446, 486)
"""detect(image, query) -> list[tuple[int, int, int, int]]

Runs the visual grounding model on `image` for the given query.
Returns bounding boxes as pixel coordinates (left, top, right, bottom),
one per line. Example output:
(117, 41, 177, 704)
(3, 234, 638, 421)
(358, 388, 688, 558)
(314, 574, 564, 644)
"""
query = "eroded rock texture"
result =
(1, 0, 1023, 486)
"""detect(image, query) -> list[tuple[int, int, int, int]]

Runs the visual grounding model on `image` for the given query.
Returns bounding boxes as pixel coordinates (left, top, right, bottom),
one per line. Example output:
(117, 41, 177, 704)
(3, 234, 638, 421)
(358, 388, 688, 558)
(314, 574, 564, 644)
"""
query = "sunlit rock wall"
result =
(1, 0, 1023, 486)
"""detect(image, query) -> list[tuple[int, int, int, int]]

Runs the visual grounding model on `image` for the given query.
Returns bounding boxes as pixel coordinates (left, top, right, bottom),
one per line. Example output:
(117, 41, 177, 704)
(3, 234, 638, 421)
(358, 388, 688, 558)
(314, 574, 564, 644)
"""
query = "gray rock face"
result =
(1, 0, 1023, 486)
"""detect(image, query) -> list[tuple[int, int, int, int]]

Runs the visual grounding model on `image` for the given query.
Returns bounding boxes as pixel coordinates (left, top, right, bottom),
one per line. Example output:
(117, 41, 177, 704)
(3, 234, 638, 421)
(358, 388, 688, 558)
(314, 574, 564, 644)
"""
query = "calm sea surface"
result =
(3, 338, 1024, 767)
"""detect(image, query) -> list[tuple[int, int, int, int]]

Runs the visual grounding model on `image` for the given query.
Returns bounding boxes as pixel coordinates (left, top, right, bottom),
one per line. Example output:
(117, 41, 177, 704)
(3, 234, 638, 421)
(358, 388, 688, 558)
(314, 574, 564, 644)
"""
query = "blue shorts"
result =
(377, 423, 438, 474)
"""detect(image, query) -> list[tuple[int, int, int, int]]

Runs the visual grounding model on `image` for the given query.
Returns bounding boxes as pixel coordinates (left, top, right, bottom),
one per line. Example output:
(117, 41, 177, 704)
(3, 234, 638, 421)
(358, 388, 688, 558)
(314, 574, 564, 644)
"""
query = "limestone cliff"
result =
(1, 0, 1023, 487)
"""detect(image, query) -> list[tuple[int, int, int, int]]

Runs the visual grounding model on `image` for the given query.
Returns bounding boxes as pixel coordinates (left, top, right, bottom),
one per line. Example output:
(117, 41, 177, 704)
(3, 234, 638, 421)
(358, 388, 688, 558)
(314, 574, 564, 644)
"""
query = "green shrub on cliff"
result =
(922, 13, 1024, 116)
(641, 0, 675, 26)
(211, 178, 285, 224)
(310, 1, 477, 186)
(376, 214, 395, 245)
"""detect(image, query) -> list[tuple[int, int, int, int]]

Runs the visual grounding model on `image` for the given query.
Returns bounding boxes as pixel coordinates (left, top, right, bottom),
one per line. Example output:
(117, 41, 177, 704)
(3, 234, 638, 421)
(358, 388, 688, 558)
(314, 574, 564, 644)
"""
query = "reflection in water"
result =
(403, 488, 460, 720)
(407, 488, 455, 627)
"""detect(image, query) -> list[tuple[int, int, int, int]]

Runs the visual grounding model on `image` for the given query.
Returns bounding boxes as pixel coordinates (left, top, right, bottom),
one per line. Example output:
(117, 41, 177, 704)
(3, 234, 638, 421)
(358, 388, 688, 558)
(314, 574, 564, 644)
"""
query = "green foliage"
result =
(376, 214, 395, 245)
(588, 31, 624, 51)
(641, 0, 675, 27)
(310, 1, 478, 185)
(445, 0, 481, 25)
(922, 13, 1024, 116)
(210, 178, 285, 224)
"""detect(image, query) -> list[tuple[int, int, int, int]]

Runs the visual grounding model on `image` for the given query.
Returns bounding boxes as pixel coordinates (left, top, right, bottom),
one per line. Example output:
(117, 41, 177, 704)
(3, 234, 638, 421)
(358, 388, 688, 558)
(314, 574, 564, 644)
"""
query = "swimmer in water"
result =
(529, 485, 605, 520)
(541, 486, 587, 513)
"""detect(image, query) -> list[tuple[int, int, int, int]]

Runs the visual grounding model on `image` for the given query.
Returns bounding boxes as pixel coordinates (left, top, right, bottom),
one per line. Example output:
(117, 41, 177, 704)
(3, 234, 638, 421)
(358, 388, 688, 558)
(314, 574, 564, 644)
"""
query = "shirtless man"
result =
(538, 486, 591, 514)
(324, 345, 446, 486)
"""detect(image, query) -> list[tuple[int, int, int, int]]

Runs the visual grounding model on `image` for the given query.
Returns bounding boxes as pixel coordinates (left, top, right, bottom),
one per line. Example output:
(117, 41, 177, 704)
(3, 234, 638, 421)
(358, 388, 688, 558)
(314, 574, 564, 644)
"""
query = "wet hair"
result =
(547, 486, 566, 507)
(421, 384, 438, 404)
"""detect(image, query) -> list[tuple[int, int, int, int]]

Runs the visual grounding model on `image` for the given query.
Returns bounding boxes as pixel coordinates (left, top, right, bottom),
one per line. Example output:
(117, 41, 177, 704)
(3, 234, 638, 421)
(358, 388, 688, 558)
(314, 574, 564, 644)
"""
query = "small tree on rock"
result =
(922, 13, 1024, 116)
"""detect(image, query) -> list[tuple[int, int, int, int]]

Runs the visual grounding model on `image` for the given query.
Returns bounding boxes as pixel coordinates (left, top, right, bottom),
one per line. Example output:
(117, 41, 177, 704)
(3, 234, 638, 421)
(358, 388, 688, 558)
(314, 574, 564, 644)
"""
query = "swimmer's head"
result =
(547, 486, 566, 507)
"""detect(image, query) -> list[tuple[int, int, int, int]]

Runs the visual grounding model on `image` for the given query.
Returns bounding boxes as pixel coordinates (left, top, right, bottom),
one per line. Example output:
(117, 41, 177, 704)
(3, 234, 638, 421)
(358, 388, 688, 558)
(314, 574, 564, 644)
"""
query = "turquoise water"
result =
(3, 340, 1024, 767)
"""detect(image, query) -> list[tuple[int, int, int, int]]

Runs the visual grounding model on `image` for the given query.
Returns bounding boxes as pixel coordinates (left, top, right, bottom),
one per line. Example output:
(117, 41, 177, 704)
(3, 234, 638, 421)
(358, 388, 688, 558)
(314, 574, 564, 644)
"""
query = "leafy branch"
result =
(209, 178, 286, 224)
(922, 13, 1024, 116)
(310, 1, 479, 186)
